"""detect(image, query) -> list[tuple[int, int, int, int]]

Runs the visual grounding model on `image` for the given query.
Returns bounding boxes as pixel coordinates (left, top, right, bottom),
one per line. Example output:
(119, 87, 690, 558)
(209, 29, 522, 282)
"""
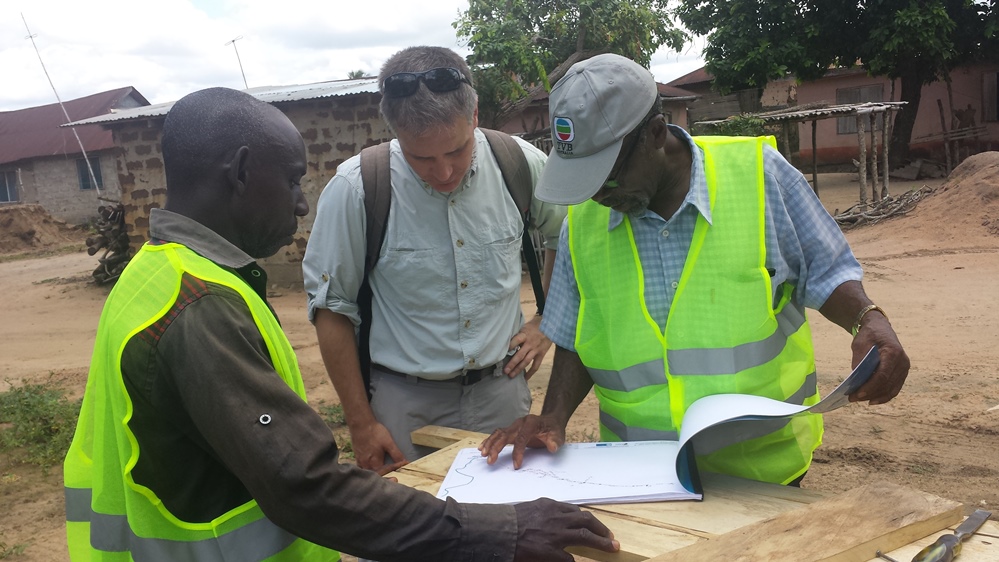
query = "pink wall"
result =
(793, 63, 999, 165)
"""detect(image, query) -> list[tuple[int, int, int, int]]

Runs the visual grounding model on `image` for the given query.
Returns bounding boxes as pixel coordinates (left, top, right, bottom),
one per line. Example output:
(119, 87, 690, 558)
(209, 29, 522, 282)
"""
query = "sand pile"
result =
(0, 204, 84, 255)
(853, 152, 999, 249)
(917, 151, 999, 237)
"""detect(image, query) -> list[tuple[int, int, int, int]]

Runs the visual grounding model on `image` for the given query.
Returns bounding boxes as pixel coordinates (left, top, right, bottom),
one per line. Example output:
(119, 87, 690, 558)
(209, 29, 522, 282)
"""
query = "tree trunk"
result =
(888, 72, 923, 169)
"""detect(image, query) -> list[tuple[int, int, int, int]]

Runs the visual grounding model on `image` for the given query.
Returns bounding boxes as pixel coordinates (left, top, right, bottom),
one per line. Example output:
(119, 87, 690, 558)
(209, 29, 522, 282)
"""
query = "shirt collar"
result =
(148, 208, 256, 269)
(606, 125, 713, 231)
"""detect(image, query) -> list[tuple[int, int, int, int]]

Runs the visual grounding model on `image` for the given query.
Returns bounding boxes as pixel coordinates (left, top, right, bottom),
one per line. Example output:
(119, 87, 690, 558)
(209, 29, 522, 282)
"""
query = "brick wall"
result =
(112, 92, 392, 284)
(7, 149, 122, 225)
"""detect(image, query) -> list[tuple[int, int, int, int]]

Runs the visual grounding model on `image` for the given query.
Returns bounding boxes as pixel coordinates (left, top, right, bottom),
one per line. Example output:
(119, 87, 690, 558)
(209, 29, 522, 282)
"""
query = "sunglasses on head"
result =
(382, 67, 472, 99)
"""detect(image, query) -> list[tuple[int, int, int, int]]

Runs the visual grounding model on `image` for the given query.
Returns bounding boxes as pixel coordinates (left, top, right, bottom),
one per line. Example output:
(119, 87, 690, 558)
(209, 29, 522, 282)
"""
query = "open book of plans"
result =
(437, 346, 880, 505)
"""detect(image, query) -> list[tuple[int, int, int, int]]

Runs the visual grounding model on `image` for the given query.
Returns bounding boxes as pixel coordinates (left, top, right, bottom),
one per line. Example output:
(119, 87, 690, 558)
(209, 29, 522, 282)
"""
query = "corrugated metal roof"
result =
(657, 83, 698, 100)
(0, 86, 148, 165)
(666, 67, 712, 87)
(64, 78, 381, 127)
(696, 101, 907, 126)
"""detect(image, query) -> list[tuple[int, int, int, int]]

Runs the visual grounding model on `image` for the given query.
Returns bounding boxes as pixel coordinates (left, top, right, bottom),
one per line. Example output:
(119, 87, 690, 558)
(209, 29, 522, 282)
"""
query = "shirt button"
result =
(468, 358, 476, 365)
(671, 281, 678, 289)
(460, 281, 468, 289)
(456, 239, 464, 247)
(450, 199, 457, 206)
(322, 273, 329, 282)
(661, 229, 670, 238)
(464, 320, 471, 328)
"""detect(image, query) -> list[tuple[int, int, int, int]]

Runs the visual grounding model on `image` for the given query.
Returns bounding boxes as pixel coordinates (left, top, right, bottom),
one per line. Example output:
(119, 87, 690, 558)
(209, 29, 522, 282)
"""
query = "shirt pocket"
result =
(480, 233, 523, 306)
(378, 246, 450, 311)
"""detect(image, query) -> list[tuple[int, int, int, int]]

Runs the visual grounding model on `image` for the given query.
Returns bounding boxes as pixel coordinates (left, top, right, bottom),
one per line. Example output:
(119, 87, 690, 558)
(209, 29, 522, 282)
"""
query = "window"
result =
(0, 170, 18, 202)
(985, 71, 998, 123)
(77, 157, 103, 191)
(836, 84, 884, 134)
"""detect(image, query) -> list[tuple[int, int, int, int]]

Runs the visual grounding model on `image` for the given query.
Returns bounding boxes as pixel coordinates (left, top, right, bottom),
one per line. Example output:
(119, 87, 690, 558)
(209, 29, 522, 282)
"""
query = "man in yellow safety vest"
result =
(64, 86, 619, 561)
(479, 54, 909, 487)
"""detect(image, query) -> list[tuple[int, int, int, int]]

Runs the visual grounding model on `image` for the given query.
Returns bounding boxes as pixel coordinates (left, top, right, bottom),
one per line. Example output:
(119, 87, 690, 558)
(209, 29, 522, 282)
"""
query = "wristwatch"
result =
(852, 304, 888, 337)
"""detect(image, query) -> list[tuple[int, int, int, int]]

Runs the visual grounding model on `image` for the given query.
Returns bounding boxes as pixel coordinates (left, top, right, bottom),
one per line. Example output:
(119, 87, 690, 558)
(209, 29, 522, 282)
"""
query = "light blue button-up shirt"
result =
(304, 129, 565, 379)
(541, 125, 862, 350)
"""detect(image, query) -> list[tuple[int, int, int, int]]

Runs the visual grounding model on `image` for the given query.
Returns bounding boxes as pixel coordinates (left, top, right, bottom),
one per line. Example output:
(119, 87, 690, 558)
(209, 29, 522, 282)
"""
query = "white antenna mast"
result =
(22, 13, 102, 195)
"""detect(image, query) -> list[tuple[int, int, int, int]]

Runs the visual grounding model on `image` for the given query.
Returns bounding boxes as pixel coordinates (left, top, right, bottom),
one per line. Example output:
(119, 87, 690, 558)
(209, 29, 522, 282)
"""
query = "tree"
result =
(347, 69, 367, 79)
(676, 0, 995, 167)
(454, 0, 688, 128)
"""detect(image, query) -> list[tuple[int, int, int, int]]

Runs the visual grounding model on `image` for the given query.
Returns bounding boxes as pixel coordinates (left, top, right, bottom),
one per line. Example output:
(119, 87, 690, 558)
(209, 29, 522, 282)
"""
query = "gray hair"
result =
(378, 46, 477, 136)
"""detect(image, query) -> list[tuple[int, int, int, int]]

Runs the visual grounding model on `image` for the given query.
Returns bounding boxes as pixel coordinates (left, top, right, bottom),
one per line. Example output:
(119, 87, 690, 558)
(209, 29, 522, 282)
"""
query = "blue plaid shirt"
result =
(541, 126, 862, 350)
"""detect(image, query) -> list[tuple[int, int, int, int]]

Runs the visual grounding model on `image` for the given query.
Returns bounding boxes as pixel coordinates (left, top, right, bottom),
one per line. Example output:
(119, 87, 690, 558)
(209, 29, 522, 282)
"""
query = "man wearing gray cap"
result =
(480, 53, 910, 486)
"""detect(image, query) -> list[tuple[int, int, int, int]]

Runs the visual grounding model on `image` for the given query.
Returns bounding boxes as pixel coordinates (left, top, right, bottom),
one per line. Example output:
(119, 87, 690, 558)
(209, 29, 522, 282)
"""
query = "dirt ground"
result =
(2, 158, 998, 560)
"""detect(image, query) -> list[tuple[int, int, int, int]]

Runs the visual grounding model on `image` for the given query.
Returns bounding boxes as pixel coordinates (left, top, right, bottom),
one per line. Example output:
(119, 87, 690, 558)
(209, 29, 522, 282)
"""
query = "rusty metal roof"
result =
(0, 86, 149, 165)
(64, 78, 381, 128)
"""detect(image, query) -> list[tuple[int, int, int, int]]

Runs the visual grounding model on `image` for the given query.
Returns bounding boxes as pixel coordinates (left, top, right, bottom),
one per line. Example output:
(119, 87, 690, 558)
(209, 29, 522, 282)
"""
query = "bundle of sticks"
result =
(834, 186, 936, 229)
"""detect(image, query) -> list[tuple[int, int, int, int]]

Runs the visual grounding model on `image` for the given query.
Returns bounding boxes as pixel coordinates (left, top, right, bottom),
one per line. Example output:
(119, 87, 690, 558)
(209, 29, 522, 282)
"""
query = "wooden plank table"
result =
(390, 426, 999, 562)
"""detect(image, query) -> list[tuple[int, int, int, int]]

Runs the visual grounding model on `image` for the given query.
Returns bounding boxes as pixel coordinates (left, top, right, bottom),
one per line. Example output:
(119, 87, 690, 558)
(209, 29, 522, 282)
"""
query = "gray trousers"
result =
(368, 364, 532, 463)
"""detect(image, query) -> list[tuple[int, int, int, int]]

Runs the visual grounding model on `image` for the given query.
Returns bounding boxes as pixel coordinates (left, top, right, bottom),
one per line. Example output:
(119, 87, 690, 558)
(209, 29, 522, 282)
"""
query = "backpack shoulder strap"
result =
(481, 128, 532, 217)
(359, 141, 392, 275)
(356, 141, 392, 401)
(480, 128, 547, 315)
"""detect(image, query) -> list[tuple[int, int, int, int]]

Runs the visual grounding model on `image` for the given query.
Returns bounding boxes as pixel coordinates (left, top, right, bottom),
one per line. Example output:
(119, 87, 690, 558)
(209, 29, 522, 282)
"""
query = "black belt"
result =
(372, 363, 500, 386)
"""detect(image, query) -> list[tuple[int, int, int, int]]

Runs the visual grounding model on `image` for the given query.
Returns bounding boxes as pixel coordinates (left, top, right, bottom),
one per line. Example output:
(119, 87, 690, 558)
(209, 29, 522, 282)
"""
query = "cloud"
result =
(2, 0, 702, 111)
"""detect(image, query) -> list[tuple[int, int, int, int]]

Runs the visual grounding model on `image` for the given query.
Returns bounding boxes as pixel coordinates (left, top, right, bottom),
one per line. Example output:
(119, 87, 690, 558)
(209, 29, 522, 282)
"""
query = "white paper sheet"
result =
(436, 440, 700, 505)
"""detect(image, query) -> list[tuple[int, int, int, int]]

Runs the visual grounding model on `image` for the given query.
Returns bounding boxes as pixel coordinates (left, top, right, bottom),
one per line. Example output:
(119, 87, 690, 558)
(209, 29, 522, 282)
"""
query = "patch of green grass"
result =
(0, 540, 30, 558)
(318, 403, 346, 428)
(908, 462, 939, 475)
(0, 377, 81, 472)
(315, 402, 353, 461)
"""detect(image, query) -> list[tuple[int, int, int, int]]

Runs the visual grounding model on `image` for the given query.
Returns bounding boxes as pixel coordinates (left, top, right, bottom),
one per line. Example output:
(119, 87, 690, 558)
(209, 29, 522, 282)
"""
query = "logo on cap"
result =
(554, 117, 574, 142)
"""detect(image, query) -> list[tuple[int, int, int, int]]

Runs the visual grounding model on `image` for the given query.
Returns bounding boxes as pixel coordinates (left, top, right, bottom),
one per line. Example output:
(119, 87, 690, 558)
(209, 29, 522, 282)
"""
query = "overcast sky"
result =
(2, 0, 705, 112)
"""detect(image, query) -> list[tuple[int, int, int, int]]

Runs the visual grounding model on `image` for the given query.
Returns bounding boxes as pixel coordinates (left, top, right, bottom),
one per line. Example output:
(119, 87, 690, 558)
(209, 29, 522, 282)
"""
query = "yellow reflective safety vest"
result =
(63, 242, 339, 562)
(569, 135, 823, 485)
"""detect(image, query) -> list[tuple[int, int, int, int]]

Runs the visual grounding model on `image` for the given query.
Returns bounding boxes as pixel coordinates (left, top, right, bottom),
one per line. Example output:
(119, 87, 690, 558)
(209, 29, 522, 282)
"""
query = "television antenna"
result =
(224, 35, 249, 89)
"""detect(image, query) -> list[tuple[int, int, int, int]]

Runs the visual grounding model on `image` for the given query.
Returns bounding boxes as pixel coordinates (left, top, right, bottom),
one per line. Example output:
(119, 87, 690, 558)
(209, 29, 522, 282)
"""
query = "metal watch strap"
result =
(852, 304, 888, 337)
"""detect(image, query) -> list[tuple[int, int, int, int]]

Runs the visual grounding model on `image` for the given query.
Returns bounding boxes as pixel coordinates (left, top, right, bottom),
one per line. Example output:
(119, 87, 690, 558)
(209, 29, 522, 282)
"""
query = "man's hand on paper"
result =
(513, 498, 619, 561)
(479, 414, 565, 469)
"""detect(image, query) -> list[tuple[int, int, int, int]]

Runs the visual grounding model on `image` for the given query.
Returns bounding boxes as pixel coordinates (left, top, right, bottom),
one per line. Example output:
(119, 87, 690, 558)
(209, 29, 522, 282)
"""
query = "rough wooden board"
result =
(388, 471, 441, 496)
(646, 481, 963, 562)
(567, 509, 704, 562)
(397, 437, 483, 480)
(701, 471, 830, 504)
(410, 425, 483, 449)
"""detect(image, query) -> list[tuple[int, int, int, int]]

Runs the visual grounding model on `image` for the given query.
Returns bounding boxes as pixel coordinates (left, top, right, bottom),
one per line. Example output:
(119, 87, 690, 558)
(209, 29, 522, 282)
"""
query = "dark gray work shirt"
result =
(121, 208, 516, 561)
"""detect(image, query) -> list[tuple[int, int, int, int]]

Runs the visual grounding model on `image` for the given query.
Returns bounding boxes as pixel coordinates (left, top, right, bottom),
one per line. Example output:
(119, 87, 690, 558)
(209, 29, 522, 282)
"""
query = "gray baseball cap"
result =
(536, 54, 659, 205)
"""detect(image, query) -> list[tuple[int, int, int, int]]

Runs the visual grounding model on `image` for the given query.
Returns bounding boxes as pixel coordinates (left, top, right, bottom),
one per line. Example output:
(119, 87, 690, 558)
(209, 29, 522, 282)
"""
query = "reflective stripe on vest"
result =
(587, 303, 807, 391)
(63, 242, 338, 561)
(66, 488, 297, 562)
(569, 135, 823, 484)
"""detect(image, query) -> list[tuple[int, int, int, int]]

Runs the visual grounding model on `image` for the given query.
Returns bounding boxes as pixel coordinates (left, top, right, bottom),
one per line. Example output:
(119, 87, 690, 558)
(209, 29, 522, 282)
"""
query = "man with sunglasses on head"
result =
(480, 54, 910, 487)
(303, 46, 564, 477)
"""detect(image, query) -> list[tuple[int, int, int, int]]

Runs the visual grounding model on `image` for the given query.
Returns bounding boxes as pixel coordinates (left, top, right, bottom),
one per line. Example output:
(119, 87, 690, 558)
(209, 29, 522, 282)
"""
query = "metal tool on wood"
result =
(910, 509, 992, 562)
(876, 550, 902, 562)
